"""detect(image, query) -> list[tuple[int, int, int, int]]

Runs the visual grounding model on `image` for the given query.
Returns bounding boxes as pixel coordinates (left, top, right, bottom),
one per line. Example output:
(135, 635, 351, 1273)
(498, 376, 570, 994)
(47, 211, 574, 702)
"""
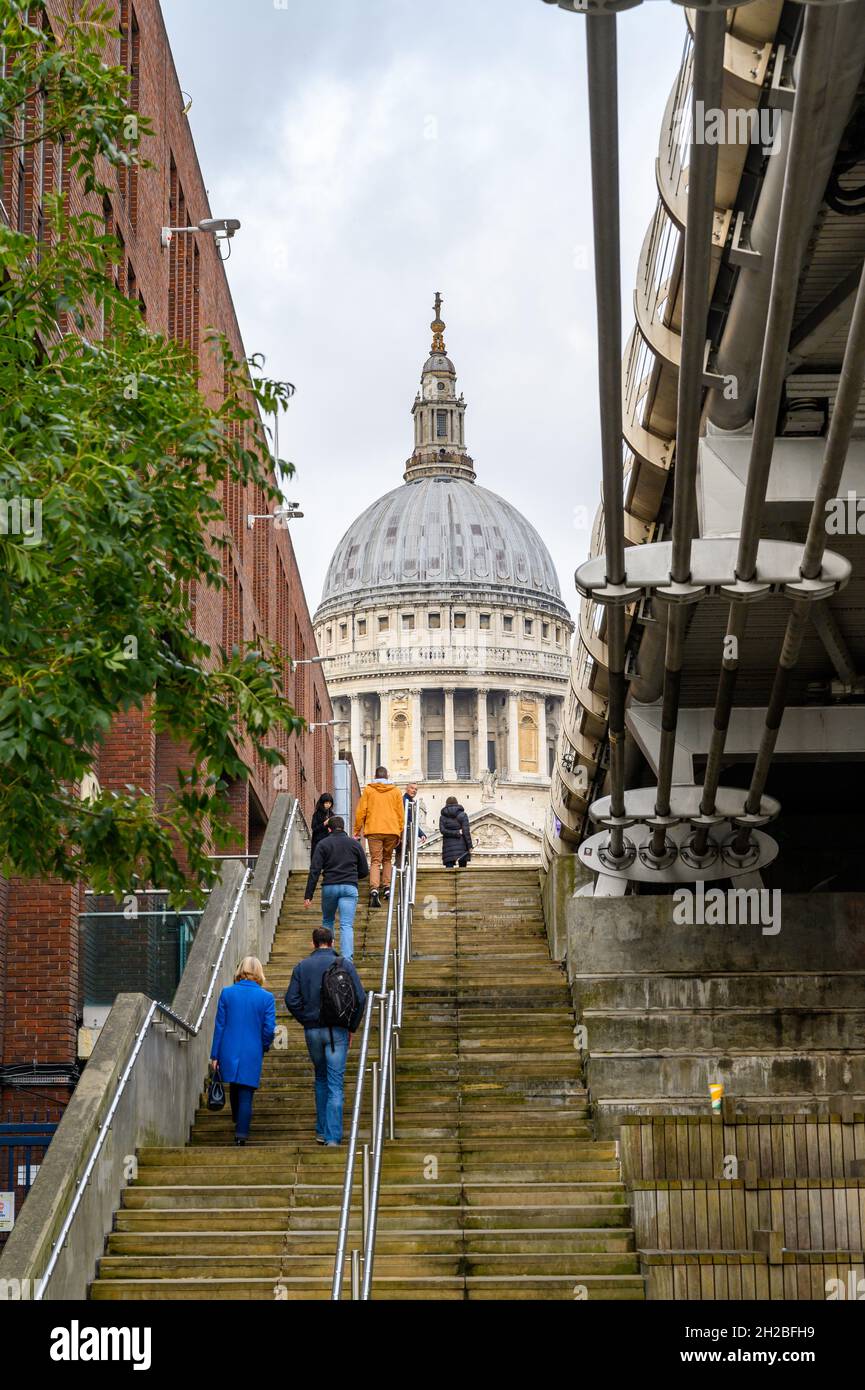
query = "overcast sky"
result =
(161, 0, 685, 619)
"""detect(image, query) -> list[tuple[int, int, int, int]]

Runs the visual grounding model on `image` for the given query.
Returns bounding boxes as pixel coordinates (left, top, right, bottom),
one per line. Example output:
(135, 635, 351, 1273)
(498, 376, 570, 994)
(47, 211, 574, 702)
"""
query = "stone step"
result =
(90, 1274, 645, 1301)
(106, 1227, 634, 1256)
(121, 1180, 628, 1210)
(91, 867, 641, 1301)
(115, 1204, 633, 1231)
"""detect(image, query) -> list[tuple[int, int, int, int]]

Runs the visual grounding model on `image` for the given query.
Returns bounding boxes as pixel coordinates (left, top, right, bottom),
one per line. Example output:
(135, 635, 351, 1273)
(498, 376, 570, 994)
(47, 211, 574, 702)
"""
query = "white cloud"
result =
(162, 0, 684, 614)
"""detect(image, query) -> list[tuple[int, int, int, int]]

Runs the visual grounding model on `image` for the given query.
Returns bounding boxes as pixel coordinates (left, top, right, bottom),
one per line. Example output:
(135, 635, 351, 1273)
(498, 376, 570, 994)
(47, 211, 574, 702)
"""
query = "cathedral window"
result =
(402, 613, 415, 631)
(339, 622, 348, 640)
(378, 615, 389, 632)
(357, 618, 367, 636)
(436, 410, 447, 439)
(429, 612, 441, 629)
(453, 612, 466, 629)
(524, 618, 534, 637)
(542, 622, 550, 639)
(503, 615, 513, 633)
(479, 614, 490, 629)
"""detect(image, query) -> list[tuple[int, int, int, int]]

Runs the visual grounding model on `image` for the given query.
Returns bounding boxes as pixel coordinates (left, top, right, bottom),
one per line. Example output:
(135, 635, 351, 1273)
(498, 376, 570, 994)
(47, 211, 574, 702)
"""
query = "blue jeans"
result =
(229, 1082, 255, 1140)
(304, 1026, 349, 1144)
(321, 882, 358, 961)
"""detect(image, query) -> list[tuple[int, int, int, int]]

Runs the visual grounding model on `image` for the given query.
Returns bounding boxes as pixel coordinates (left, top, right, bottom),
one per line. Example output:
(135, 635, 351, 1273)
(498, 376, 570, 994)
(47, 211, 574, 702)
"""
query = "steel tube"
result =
(330, 983, 376, 1300)
(652, 10, 725, 848)
(696, 8, 837, 836)
(735, 8, 837, 584)
(361, 989, 396, 1299)
(740, 255, 865, 820)
(585, 16, 628, 854)
(362, 1142, 370, 1251)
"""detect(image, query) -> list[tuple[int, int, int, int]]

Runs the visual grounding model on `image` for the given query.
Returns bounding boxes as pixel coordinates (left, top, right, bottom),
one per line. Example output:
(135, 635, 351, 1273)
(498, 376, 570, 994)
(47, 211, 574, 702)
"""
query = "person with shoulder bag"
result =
(285, 927, 367, 1147)
(209, 956, 276, 1146)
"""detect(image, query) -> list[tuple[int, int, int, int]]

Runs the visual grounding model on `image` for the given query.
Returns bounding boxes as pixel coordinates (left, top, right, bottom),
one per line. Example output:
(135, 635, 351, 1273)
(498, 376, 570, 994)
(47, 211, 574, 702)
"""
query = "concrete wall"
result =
(0, 797, 308, 1301)
(539, 852, 593, 961)
(555, 891, 865, 1133)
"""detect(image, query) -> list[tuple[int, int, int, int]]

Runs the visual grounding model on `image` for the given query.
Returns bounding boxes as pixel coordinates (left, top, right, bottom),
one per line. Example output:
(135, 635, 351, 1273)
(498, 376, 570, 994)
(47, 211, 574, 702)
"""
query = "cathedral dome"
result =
(317, 475, 567, 618)
(315, 295, 569, 624)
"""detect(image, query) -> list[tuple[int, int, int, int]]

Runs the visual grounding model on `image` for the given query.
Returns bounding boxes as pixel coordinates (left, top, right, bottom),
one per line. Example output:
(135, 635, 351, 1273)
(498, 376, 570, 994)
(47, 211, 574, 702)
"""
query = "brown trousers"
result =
(366, 833, 400, 891)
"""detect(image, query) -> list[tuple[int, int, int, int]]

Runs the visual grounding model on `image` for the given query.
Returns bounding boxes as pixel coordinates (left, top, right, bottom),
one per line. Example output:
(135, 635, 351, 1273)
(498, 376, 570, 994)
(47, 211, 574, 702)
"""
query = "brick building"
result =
(0, 1, 334, 1140)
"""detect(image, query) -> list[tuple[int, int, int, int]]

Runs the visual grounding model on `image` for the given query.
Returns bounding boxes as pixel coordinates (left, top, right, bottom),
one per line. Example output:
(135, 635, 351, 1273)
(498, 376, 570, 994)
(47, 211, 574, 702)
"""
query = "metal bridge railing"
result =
(33, 798, 300, 1301)
(331, 809, 420, 1301)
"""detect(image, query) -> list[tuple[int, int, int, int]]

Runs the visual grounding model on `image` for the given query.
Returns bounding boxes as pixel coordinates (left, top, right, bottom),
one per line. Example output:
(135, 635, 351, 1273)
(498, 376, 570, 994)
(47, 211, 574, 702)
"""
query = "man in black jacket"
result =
(304, 815, 368, 960)
(285, 927, 366, 1146)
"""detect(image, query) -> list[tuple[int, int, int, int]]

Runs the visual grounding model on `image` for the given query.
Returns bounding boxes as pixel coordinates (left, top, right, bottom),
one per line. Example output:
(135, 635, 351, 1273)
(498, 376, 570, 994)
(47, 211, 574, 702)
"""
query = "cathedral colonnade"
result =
(334, 685, 562, 788)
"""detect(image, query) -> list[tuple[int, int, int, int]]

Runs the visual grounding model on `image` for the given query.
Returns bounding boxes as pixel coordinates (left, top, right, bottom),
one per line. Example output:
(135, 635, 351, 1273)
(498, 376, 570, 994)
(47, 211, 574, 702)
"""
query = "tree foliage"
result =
(0, 1, 302, 902)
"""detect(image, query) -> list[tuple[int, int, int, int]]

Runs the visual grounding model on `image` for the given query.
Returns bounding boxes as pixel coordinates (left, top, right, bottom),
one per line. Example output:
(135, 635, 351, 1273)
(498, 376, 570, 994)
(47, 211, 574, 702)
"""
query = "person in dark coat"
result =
(439, 796, 473, 869)
(310, 793, 334, 854)
(286, 927, 367, 1146)
(210, 956, 276, 1145)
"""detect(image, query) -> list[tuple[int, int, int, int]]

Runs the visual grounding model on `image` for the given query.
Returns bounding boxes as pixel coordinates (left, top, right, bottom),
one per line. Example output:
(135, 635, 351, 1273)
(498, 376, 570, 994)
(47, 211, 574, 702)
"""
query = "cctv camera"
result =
(199, 217, 241, 237)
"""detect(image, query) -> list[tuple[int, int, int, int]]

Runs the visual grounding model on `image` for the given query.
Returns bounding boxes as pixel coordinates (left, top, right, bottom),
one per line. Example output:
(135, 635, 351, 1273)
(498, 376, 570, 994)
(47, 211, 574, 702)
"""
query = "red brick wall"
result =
(0, 1, 333, 1115)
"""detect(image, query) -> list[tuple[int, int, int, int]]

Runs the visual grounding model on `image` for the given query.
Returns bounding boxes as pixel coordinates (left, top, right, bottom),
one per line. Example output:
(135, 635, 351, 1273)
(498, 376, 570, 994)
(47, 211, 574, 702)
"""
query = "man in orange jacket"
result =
(353, 765, 405, 909)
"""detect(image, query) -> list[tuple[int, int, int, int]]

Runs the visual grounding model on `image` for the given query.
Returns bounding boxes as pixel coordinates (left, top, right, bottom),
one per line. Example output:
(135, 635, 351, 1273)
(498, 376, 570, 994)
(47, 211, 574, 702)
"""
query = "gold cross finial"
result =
(430, 291, 446, 354)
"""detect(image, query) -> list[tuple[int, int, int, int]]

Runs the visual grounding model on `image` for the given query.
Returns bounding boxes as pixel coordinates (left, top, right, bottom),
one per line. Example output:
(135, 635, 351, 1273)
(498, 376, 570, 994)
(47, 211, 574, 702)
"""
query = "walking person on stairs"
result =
(209, 956, 276, 1146)
(353, 764, 404, 909)
(303, 814, 368, 960)
(285, 928, 367, 1147)
(439, 796, 473, 869)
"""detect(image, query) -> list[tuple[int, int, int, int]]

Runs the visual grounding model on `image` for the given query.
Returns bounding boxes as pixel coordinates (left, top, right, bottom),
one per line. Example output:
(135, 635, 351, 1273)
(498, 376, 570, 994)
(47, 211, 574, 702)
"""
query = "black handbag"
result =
(207, 1063, 225, 1111)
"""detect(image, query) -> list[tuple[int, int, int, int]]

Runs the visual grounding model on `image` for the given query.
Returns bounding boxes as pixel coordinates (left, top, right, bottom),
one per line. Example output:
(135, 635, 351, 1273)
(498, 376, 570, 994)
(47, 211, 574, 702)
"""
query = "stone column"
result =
(507, 689, 519, 779)
(537, 693, 548, 777)
(443, 687, 457, 781)
(410, 688, 423, 779)
(476, 688, 488, 776)
(378, 692, 390, 772)
(350, 694, 362, 772)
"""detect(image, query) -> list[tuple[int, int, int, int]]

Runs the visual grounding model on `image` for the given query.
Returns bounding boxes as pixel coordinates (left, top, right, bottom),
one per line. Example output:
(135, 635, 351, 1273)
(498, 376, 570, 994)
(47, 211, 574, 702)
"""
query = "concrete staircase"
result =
(90, 866, 643, 1300)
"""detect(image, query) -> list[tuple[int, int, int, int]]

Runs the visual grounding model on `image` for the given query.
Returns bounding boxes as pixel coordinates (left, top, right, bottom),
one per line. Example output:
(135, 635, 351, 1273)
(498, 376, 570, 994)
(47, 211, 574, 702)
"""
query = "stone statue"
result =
(480, 768, 497, 803)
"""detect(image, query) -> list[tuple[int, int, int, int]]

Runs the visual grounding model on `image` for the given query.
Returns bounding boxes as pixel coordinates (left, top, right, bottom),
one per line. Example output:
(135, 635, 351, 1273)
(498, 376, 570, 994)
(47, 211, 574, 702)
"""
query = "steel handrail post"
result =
(360, 988, 396, 1299)
(330, 986, 376, 1300)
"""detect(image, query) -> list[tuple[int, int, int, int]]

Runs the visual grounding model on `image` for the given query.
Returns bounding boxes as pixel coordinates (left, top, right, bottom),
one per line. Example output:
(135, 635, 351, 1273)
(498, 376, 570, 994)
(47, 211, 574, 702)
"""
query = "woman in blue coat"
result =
(210, 956, 276, 1145)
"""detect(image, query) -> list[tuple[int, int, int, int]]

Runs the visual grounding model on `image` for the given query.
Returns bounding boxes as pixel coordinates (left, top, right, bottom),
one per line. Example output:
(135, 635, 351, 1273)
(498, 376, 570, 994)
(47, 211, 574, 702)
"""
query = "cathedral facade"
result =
(314, 298, 573, 862)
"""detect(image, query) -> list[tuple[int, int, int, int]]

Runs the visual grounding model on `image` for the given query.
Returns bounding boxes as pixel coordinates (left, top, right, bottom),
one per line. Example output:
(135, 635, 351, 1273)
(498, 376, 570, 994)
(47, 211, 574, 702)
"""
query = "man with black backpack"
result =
(285, 927, 366, 1147)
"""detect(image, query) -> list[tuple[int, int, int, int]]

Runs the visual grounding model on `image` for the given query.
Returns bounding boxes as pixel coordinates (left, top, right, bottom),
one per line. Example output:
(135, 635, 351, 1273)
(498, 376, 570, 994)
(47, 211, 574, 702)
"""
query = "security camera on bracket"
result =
(160, 217, 241, 259)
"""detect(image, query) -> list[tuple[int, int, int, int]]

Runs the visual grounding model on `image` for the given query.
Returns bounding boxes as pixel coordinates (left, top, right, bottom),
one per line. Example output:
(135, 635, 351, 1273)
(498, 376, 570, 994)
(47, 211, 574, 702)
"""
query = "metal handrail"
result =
(34, 795, 301, 1299)
(260, 797, 300, 909)
(34, 863, 252, 1300)
(330, 808, 420, 1300)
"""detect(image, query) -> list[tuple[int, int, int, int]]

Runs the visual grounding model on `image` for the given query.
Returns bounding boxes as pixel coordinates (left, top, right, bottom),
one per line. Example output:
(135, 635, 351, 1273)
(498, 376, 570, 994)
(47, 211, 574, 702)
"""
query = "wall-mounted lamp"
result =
(309, 719, 339, 731)
(292, 655, 332, 666)
(247, 502, 303, 530)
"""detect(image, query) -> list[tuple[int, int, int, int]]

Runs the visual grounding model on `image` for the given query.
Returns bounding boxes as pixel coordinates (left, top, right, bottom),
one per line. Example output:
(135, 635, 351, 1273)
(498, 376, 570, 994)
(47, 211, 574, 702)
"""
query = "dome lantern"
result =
(406, 292, 476, 483)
